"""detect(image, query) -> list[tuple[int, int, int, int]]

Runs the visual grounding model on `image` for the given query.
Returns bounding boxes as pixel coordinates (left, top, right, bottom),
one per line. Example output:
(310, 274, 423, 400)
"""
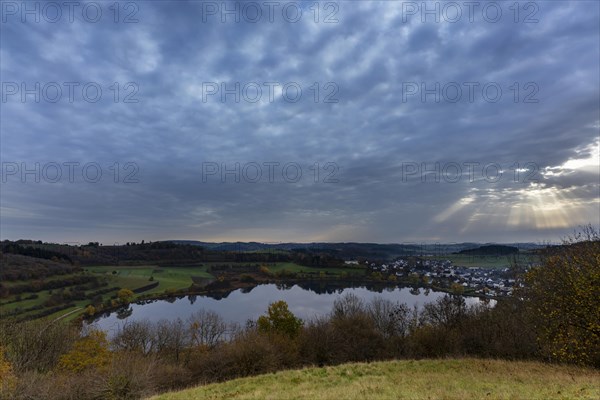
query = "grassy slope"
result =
(149, 359, 600, 400)
(0, 273, 110, 320)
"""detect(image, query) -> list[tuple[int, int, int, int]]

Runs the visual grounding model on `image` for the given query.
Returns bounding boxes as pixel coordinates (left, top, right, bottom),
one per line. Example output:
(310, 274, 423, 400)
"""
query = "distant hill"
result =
(458, 244, 519, 256)
(149, 358, 600, 400)
(169, 241, 542, 260)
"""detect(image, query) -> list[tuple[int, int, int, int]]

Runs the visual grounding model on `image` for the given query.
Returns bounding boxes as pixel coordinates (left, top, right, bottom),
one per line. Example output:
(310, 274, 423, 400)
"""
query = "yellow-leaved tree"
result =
(117, 288, 135, 304)
(58, 330, 111, 373)
(524, 225, 600, 367)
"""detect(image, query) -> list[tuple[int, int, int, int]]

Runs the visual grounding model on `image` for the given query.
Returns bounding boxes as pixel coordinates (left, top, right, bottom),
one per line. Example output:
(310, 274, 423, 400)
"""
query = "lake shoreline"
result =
(84, 278, 495, 330)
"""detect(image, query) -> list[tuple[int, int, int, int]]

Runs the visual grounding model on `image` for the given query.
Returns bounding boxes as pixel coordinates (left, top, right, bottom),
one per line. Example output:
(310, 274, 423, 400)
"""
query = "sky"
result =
(1, 0, 599, 244)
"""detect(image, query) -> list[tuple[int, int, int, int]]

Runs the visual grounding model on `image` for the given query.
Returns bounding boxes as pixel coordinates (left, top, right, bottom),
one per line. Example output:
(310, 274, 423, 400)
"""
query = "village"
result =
(360, 258, 521, 297)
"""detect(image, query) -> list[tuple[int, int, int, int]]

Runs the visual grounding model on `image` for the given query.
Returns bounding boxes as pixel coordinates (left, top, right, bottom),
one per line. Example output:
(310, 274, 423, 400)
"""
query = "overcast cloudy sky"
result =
(1, 0, 599, 244)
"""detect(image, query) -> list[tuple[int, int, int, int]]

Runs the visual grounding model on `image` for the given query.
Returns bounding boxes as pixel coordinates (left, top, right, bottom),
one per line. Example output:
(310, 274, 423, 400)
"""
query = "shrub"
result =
(298, 317, 337, 366)
(239, 274, 256, 283)
(89, 352, 157, 400)
(0, 346, 17, 399)
(523, 226, 600, 367)
(188, 331, 280, 382)
(117, 288, 135, 304)
(0, 319, 78, 372)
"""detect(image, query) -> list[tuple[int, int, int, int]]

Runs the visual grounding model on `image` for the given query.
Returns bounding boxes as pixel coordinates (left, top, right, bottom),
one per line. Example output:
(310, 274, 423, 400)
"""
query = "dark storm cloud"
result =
(1, 0, 598, 243)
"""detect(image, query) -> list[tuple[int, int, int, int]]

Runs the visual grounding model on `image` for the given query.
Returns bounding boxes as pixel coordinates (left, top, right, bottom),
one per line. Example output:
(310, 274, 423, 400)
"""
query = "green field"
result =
(267, 262, 366, 276)
(149, 359, 600, 400)
(86, 265, 214, 294)
(1, 294, 96, 322)
(0, 265, 213, 321)
(0, 272, 105, 320)
(1, 262, 366, 321)
(86, 262, 364, 295)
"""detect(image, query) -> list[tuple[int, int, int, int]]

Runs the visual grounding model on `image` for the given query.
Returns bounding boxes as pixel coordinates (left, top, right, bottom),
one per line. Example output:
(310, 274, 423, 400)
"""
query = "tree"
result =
(117, 288, 135, 304)
(332, 293, 365, 319)
(421, 294, 467, 329)
(257, 301, 303, 338)
(113, 320, 155, 354)
(523, 225, 600, 366)
(368, 298, 410, 339)
(188, 309, 227, 348)
(58, 330, 111, 372)
(450, 282, 465, 295)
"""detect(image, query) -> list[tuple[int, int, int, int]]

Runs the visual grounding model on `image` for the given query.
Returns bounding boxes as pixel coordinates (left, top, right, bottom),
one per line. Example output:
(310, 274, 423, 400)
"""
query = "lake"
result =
(90, 283, 492, 335)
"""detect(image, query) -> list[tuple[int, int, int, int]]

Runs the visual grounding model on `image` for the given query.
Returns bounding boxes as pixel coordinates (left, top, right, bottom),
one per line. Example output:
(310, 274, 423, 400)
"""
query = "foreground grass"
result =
(150, 359, 600, 400)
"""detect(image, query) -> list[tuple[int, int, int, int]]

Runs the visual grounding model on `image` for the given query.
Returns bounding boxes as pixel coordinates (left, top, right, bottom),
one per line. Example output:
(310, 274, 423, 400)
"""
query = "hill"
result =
(149, 359, 600, 400)
(169, 241, 544, 261)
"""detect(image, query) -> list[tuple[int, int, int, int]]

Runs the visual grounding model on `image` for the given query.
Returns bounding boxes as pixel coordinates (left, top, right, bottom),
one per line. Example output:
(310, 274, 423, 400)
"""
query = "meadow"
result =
(86, 264, 214, 294)
(150, 358, 600, 400)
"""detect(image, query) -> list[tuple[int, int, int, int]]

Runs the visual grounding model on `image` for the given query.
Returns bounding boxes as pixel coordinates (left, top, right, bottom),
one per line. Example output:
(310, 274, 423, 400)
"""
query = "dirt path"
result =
(51, 307, 83, 323)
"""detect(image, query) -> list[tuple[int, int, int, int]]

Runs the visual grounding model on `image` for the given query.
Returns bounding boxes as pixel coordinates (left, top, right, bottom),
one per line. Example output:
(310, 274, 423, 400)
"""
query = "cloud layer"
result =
(1, 1, 599, 243)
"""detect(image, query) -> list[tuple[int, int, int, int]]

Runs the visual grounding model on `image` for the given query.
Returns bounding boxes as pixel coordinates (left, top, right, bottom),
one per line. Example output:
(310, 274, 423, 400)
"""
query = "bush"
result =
(329, 310, 383, 362)
(523, 226, 600, 367)
(89, 352, 157, 400)
(240, 274, 256, 283)
(298, 317, 338, 366)
(188, 331, 280, 382)
(13, 353, 158, 400)
(117, 288, 135, 304)
(0, 346, 17, 399)
(0, 319, 78, 372)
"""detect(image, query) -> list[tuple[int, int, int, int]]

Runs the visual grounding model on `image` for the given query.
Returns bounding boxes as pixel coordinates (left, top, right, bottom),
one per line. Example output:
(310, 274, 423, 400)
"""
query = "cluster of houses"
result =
(362, 258, 522, 297)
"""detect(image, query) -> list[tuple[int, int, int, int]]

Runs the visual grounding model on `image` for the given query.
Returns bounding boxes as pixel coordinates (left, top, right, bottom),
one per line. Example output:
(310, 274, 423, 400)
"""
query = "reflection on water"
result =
(91, 283, 491, 335)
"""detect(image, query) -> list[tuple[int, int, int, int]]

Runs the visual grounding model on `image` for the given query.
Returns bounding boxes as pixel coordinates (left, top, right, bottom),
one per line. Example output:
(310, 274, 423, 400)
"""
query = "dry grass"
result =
(149, 358, 600, 400)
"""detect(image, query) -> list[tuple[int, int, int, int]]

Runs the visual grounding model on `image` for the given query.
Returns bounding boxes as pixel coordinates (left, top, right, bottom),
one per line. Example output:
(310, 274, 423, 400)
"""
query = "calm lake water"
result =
(91, 283, 491, 335)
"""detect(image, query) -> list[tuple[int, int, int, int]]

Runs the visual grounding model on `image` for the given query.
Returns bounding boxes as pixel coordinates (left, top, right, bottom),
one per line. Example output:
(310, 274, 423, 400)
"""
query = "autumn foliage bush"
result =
(0, 346, 17, 400)
(523, 226, 600, 367)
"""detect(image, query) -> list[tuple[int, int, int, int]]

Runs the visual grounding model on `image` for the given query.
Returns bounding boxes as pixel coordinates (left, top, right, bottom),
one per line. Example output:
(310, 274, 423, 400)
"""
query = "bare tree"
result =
(112, 320, 155, 354)
(154, 319, 187, 363)
(187, 309, 227, 349)
(0, 319, 78, 372)
(368, 297, 411, 339)
(332, 293, 365, 319)
(421, 295, 468, 329)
